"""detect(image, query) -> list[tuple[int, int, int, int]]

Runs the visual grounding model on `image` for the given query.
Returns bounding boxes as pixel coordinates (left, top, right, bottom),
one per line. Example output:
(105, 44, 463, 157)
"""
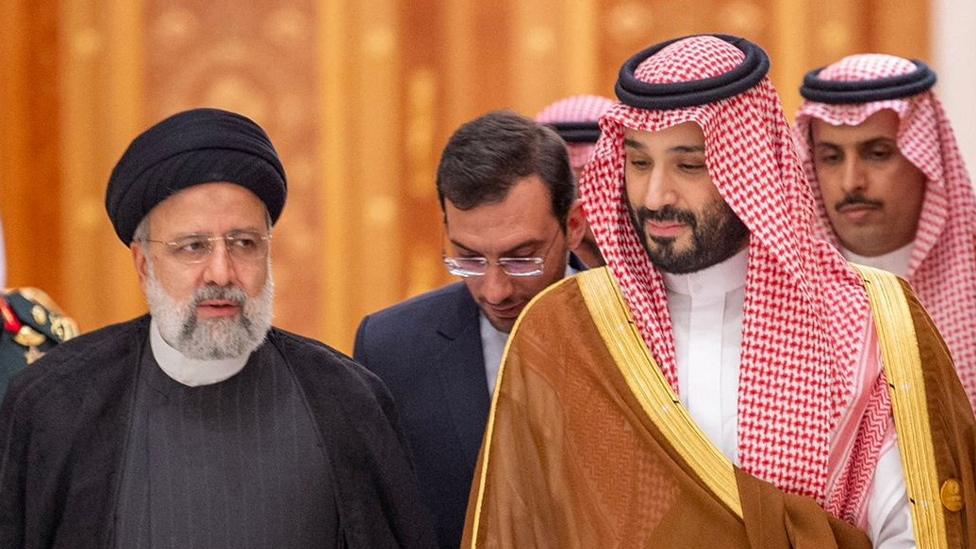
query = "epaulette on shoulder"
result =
(1, 287, 79, 366)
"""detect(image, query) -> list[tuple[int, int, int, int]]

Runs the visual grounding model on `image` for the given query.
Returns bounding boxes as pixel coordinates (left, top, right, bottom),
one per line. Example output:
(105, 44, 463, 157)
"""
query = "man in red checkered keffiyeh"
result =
(795, 54, 976, 413)
(535, 95, 615, 174)
(465, 35, 976, 549)
(579, 32, 907, 537)
(536, 95, 615, 268)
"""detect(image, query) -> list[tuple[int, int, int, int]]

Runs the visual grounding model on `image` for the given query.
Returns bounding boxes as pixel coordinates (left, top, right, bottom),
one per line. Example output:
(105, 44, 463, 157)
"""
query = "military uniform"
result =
(0, 288, 78, 397)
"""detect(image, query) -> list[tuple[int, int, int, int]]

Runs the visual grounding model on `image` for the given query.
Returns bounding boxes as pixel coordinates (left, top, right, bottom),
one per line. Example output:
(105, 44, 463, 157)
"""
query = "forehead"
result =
(811, 109, 900, 145)
(444, 175, 556, 249)
(148, 182, 268, 232)
(623, 122, 705, 152)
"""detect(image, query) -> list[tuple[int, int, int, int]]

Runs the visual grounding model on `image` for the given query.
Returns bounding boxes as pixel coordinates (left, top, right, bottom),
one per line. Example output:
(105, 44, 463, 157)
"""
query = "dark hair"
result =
(437, 110, 575, 229)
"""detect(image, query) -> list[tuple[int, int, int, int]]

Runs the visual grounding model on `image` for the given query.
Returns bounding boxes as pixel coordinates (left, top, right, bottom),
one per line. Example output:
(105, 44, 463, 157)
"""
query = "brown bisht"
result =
(462, 267, 976, 548)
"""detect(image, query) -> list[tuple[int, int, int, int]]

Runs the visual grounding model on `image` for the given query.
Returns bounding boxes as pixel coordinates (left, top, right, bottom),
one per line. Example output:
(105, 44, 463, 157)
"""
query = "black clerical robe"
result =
(114, 338, 339, 548)
(0, 315, 437, 549)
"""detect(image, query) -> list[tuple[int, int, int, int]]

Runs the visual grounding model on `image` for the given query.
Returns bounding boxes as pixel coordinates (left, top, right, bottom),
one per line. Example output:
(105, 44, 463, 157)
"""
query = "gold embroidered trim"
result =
(853, 264, 948, 549)
(577, 267, 743, 518)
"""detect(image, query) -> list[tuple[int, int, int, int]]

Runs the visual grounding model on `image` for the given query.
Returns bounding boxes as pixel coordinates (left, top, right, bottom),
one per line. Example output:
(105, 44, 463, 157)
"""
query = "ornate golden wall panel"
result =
(1, 0, 64, 296)
(1, 0, 930, 353)
(58, 0, 146, 328)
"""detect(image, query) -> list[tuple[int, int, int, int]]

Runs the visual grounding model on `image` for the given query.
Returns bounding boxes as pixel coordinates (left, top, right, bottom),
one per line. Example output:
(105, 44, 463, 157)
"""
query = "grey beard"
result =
(144, 266, 274, 360)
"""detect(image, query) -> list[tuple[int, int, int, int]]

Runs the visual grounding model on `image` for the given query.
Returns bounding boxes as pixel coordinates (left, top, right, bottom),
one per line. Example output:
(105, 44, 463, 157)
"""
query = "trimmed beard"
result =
(628, 199, 749, 274)
(144, 261, 274, 360)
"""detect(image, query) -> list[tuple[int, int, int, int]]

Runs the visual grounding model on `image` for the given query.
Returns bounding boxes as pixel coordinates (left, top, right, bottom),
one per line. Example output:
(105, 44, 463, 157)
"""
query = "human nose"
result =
(202, 239, 238, 286)
(640, 168, 678, 211)
(479, 263, 515, 305)
(840, 157, 867, 194)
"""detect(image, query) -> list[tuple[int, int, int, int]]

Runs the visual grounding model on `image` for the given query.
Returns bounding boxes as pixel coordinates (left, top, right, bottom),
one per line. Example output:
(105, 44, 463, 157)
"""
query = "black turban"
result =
(105, 108, 287, 244)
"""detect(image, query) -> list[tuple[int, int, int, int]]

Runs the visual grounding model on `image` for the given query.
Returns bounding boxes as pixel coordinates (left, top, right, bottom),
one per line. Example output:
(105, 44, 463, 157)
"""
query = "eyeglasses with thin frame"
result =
(442, 231, 560, 278)
(143, 231, 272, 264)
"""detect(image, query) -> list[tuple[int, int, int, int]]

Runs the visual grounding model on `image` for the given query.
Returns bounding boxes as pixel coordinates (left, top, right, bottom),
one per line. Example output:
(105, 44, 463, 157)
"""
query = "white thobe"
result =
(662, 248, 915, 548)
(843, 242, 914, 278)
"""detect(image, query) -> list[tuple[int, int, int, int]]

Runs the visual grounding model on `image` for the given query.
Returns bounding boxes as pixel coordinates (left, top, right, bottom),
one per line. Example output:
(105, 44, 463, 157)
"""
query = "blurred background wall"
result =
(2, 0, 968, 354)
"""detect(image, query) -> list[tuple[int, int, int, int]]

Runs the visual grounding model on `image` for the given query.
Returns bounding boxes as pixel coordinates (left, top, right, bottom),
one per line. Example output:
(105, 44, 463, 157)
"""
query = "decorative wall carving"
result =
(2, 0, 930, 352)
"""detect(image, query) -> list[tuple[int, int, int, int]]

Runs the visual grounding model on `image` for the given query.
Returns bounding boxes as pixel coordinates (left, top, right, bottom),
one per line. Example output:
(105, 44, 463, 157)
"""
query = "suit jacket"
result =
(355, 283, 490, 549)
(0, 315, 438, 549)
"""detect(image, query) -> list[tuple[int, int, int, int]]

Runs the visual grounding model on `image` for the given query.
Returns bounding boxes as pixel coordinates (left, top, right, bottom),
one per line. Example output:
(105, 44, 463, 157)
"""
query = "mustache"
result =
(181, 285, 250, 339)
(634, 205, 697, 228)
(834, 193, 883, 211)
(191, 284, 247, 308)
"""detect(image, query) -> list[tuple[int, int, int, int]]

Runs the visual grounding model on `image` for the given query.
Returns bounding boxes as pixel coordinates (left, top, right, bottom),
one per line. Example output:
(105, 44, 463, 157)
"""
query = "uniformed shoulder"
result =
(0, 289, 81, 375)
(3, 316, 149, 407)
(3, 288, 79, 343)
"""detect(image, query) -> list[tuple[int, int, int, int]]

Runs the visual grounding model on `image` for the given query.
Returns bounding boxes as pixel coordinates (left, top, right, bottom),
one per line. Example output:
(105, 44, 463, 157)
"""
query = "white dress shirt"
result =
(843, 242, 914, 278)
(149, 318, 251, 387)
(480, 315, 508, 398)
(662, 248, 915, 548)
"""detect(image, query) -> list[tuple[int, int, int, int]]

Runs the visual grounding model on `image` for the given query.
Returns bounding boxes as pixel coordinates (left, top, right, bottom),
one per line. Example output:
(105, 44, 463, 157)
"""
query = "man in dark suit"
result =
(354, 110, 586, 549)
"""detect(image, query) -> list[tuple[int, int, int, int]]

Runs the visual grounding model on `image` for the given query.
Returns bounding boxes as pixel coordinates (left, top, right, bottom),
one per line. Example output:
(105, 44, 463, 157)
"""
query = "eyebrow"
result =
(623, 138, 704, 154)
(624, 138, 645, 151)
(172, 225, 266, 238)
(859, 137, 897, 148)
(814, 142, 841, 150)
(815, 137, 896, 149)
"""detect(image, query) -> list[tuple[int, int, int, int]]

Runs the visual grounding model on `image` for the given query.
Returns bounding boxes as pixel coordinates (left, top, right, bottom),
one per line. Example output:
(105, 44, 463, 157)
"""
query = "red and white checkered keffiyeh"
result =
(535, 95, 615, 169)
(579, 36, 891, 521)
(796, 54, 976, 412)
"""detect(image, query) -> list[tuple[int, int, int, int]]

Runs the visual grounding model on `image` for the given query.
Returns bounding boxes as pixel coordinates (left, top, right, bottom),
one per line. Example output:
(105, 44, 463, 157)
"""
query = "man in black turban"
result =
(0, 108, 437, 549)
